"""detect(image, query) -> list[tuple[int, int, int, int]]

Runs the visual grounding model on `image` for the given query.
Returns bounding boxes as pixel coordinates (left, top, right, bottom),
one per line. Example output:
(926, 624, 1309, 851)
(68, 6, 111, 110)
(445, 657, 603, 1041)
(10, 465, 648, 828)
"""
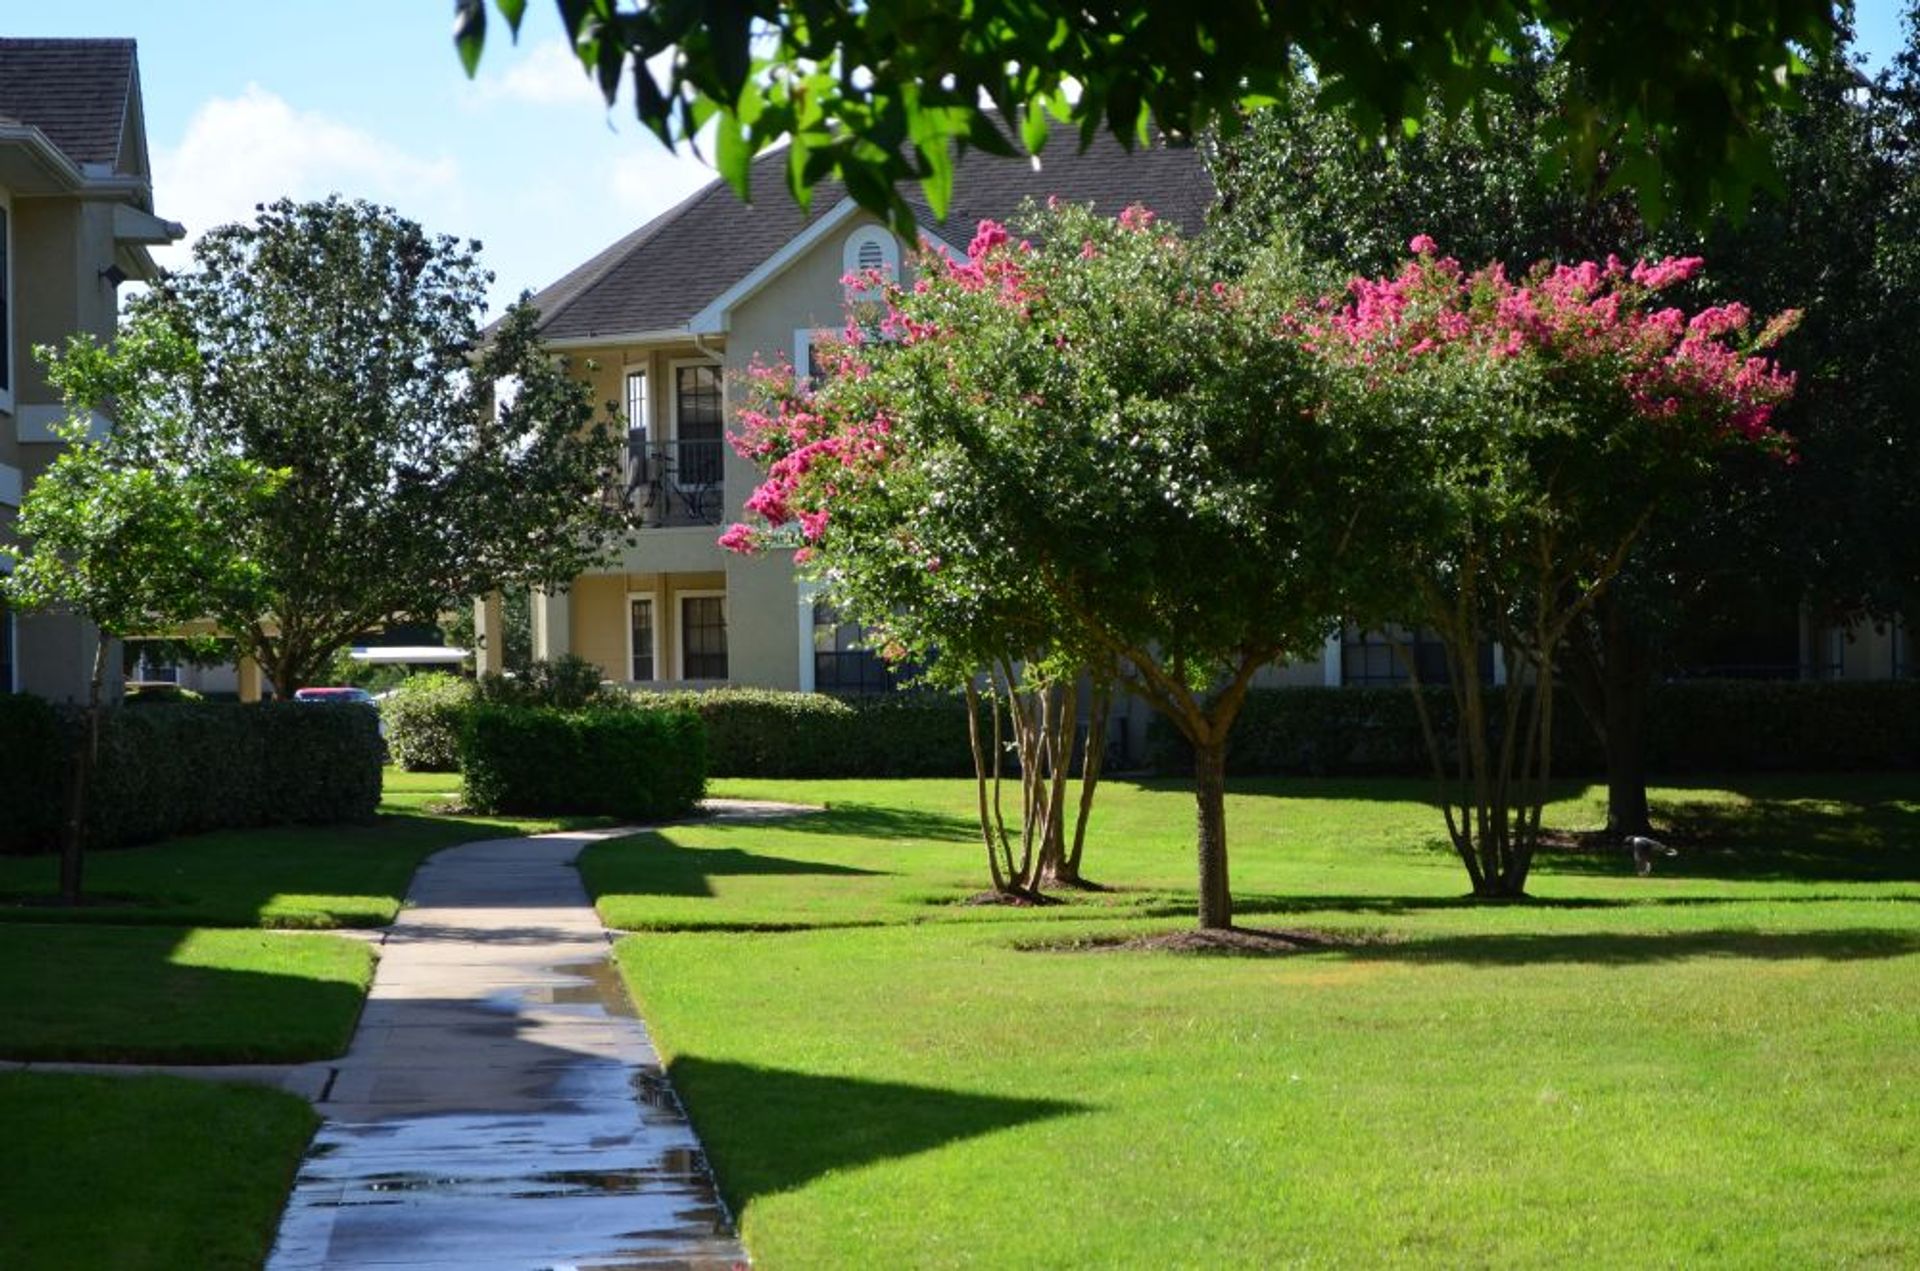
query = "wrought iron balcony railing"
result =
(612, 433, 724, 528)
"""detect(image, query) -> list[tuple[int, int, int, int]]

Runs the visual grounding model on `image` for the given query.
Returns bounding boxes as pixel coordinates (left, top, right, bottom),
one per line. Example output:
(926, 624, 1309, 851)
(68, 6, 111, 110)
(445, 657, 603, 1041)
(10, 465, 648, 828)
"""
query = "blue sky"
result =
(6, 3, 1912, 314)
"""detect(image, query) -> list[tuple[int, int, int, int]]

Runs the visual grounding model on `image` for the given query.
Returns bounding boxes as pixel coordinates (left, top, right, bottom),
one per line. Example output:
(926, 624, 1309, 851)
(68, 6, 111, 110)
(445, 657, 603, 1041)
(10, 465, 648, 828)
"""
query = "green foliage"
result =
(628, 688, 976, 779)
(0, 695, 65, 854)
(76, 703, 383, 850)
(459, 704, 706, 820)
(0, 703, 382, 855)
(0, 314, 278, 676)
(381, 672, 477, 772)
(476, 653, 614, 710)
(121, 196, 627, 694)
(1146, 681, 1920, 776)
(458, 0, 1836, 232)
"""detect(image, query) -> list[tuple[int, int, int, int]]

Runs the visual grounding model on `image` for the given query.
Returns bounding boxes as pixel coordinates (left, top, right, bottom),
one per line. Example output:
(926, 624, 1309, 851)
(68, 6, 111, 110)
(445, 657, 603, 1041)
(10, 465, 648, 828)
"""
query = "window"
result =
(673, 363, 723, 487)
(812, 601, 906, 695)
(628, 595, 658, 681)
(1342, 628, 1492, 687)
(681, 594, 728, 679)
(625, 368, 649, 438)
(0, 597, 14, 694)
(125, 640, 180, 685)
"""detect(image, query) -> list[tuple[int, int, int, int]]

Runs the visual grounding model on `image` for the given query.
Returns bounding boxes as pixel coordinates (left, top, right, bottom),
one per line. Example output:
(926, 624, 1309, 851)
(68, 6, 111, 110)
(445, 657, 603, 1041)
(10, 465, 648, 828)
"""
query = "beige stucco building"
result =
(501, 129, 1912, 757)
(0, 38, 180, 701)
(496, 133, 1212, 704)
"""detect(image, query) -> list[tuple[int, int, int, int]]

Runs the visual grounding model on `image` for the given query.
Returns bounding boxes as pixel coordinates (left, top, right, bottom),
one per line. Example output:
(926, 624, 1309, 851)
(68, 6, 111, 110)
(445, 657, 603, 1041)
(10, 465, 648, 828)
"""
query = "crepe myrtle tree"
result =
(1, 316, 278, 904)
(452, 0, 1838, 231)
(134, 197, 628, 695)
(1320, 238, 1799, 897)
(731, 347, 1114, 900)
(726, 203, 1411, 929)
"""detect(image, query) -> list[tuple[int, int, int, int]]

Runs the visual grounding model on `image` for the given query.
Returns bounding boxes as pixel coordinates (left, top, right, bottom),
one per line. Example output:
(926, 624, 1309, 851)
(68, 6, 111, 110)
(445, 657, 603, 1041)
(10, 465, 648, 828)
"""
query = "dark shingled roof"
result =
(527, 125, 1212, 342)
(0, 38, 136, 170)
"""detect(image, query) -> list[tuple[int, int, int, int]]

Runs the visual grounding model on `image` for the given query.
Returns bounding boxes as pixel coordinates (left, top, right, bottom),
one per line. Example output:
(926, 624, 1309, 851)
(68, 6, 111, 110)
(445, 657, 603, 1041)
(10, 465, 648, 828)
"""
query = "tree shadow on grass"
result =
(584, 832, 890, 899)
(751, 802, 978, 844)
(1337, 927, 1920, 967)
(1539, 785, 1920, 884)
(666, 1055, 1087, 1209)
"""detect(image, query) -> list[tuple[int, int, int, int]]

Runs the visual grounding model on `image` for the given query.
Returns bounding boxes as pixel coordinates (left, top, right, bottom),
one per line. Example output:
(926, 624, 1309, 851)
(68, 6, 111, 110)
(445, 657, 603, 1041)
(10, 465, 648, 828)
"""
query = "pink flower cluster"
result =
(1321, 237, 1799, 449)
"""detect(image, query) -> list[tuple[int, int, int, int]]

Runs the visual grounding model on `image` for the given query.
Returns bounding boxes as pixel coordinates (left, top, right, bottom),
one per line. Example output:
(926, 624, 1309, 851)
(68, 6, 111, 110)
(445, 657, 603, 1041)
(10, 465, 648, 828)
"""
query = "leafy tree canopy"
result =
(455, 0, 1840, 232)
(120, 197, 626, 694)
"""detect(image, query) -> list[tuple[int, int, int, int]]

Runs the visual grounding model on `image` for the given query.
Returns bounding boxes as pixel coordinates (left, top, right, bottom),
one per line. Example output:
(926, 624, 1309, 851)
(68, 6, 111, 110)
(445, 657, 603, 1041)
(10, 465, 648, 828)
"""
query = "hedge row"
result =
(1146, 680, 1920, 776)
(626, 688, 976, 778)
(459, 704, 706, 820)
(0, 699, 383, 855)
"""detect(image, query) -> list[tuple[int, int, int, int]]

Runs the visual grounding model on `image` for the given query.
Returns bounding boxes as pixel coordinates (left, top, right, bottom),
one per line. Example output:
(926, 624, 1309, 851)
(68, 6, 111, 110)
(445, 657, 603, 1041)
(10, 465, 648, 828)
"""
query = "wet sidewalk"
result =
(267, 828, 748, 1271)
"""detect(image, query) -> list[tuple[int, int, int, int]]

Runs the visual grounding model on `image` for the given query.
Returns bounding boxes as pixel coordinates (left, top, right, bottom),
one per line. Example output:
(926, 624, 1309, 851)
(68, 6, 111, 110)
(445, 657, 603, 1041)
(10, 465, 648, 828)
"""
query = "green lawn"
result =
(588, 774, 1920, 1268)
(0, 925, 373, 1062)
(0, 767, 608, 928)
(0, 1073, 315, 1271)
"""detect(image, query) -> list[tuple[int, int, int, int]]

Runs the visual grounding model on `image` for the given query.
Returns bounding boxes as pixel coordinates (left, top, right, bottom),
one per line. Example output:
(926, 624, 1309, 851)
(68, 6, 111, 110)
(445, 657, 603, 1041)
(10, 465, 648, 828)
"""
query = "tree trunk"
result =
(1194, 737, 1231, 930)
(1601, 625, 1655, 839)
(59, 634, 113, 906)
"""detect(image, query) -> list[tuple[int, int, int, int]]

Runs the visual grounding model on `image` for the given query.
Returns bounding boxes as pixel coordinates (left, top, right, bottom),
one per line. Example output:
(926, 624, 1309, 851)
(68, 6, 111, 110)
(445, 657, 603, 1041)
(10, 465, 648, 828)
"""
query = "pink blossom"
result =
(718, 523, 757, 554)
(967, 219, 1010, 260)
(1409, 234, 1438, 255)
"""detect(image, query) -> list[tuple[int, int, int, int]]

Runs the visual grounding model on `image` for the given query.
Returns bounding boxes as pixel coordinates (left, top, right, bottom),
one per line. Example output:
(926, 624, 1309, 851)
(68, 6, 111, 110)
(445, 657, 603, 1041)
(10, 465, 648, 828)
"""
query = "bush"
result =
(625, 688, 976, 777)
(476, 655, 614, 710)
(1146, 680, 1920, 776)
(1, 700, 381, 854)
(382, 672, 476, 771)
(0, 694, 67, 854)
(459, 703, 706, 819)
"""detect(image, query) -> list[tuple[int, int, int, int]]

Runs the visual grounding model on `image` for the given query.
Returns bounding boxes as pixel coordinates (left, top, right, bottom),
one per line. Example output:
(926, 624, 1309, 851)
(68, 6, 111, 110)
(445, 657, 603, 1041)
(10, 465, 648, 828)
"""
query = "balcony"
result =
(612, 432, 723, 528)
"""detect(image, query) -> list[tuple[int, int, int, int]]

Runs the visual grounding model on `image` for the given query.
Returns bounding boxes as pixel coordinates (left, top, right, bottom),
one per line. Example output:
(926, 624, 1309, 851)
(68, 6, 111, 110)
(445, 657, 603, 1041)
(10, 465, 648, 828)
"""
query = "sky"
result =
(4, 2, 1913, 315)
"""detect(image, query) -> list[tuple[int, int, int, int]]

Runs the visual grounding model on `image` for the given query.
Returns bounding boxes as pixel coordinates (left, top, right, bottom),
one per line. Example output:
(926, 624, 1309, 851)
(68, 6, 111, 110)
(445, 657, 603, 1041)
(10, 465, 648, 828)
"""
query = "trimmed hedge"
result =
(382, 673, 475, 772)
(459, 704, 706, 819)
(0, 700, 383, 855)
(626, 688, 976, 778)
(0, 695, 67, 854)
(1147, 680, 1920, 776)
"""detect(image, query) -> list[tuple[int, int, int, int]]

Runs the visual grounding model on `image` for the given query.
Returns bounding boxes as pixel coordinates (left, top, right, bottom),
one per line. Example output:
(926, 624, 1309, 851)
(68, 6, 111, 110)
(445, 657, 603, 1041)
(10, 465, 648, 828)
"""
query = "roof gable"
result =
(526, 125, 1211, 344)
(0, 38, 138, 172)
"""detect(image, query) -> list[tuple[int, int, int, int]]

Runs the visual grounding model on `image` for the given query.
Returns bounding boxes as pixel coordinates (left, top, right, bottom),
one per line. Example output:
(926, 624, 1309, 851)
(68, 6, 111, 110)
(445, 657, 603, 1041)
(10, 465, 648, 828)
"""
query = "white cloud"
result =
(467, 39, 609, 109)
(608, 145, 714, 219)
(151, 85, 461, 268)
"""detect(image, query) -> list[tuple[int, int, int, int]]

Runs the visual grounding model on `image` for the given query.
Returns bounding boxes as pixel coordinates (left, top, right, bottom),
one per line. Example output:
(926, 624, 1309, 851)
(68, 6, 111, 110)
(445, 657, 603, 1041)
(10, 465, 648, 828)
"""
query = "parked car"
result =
(293, 686, 388, 746)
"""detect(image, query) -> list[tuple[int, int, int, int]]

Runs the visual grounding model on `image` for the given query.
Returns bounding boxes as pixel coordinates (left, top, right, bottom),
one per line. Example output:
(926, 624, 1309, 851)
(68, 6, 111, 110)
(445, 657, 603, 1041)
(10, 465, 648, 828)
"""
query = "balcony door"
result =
(671, 362, 724, 488)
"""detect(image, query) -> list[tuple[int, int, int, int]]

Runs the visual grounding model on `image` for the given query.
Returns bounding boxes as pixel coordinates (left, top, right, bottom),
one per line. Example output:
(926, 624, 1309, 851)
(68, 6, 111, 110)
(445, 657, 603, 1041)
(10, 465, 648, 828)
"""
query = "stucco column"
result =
(237, 653, 263, 704)
(474, 592, 505, 677)
(1321, 632, 1343, 687)
(532, 587, 571, 662)
(1491, 642, 1508, 687)
(795, 578, 819, 693)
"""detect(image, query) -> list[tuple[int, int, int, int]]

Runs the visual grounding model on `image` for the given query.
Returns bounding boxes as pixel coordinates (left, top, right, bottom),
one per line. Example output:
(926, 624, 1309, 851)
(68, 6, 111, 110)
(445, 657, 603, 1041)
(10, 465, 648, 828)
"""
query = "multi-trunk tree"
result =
(727, 203, 1411, 927)
(1321, 240, 1799, 895)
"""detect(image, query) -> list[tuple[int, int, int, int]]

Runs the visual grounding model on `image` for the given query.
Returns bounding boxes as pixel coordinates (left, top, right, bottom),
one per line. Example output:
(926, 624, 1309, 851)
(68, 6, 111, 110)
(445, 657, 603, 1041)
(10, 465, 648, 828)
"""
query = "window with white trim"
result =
(628, 594, 658, 681)
(625, 368, 649, 438)
(0, 201, 11, 400)
(680, 593, 728, 680)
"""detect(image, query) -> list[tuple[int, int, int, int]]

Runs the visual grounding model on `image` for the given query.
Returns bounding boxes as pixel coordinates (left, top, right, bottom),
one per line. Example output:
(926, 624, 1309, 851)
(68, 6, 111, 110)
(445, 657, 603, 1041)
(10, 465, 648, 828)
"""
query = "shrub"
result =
(2, 700, 381, 854)
(625, 687, 975, 777)
(459, 703, 706, 819)
(82, 701, 383, 848)
(382, 672, 475, 771)
(0, 694, 67, 855)
(476, 654, 614, 710)
(1146, 680, 1920, 776)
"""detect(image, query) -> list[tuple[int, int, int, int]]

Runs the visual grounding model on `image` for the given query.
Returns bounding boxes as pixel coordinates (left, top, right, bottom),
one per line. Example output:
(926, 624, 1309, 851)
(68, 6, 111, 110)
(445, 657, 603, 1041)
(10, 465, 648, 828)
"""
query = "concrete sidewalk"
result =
(267, 827, 749, 1271)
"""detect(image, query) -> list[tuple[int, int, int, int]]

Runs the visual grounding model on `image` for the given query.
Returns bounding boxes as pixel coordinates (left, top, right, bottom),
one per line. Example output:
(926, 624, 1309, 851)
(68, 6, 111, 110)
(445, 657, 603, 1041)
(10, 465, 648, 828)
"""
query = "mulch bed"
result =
(1016, 926, 1381, 957)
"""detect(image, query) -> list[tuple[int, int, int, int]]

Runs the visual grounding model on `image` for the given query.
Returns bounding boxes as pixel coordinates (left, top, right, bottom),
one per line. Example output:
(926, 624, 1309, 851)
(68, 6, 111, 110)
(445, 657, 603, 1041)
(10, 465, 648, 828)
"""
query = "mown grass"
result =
(0, 1073, 315, 1271)
(0, 767, 607, 928)
(589, 774, 1920, 1268)
(0, 925, 373, 1062)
